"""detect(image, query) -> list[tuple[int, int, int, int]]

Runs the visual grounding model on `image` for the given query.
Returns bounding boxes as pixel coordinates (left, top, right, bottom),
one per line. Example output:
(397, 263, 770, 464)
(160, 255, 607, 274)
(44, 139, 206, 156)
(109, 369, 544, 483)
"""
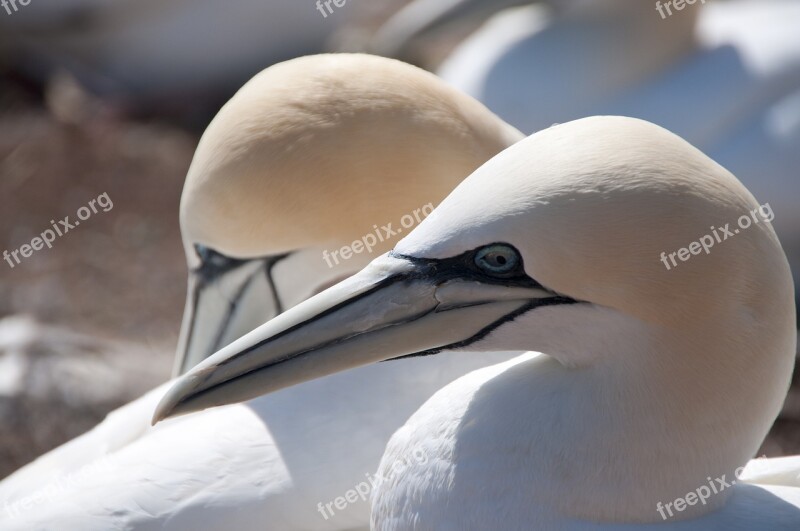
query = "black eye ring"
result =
(474, 244, 521, 276)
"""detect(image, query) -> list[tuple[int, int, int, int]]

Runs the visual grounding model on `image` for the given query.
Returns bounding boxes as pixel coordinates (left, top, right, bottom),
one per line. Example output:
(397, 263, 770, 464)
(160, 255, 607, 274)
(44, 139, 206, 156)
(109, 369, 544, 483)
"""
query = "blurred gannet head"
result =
(175, 53, 522, 374)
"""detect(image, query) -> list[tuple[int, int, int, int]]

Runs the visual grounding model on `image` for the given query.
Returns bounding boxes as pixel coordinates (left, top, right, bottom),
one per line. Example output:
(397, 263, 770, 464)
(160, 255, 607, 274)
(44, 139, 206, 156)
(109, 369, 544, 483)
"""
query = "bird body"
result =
(0, 354, 516, 530)
(157, 116, 799, 530)
(374, 354, 800, 530)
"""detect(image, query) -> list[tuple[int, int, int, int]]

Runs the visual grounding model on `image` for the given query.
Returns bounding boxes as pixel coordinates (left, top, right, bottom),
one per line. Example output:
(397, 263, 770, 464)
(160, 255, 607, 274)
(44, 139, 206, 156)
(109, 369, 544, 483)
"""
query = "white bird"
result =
(375, 0, 800, 296)
(0, 54, 524, 530)
(156, 116, 800, 529)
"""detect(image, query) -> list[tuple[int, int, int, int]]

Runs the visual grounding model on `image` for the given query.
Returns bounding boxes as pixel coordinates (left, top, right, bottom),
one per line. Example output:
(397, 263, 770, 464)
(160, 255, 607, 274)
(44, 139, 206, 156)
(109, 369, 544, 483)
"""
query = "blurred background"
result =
(0, 0, 798, 478)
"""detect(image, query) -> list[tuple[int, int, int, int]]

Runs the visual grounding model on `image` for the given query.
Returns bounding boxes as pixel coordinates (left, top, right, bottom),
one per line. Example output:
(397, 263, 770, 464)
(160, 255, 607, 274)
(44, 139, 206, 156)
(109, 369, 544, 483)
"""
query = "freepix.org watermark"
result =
(3, 192, 114, 269)
(3, 455, 116, 519)
(315, 0, 347, 18)
(322, 203, 434, 268)
(655, 0, 706, 20)
(1, 0, 31, 16)
(656, 456, 767, 520)
(316, 447, 428, 521)
(659, 202, 773, 271)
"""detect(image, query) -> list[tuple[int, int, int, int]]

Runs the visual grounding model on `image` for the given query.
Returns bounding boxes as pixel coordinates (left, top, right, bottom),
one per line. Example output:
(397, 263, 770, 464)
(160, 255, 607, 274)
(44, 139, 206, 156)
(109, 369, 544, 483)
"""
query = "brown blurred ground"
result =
(0, 76, 194, 477)
(0, 77, 193, 345)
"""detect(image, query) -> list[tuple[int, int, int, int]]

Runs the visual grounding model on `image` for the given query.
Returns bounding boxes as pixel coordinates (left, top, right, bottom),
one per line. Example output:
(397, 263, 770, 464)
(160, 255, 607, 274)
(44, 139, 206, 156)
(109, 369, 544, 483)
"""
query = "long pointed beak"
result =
(154, 252, 569, 424)
(173, 254, 287, 376)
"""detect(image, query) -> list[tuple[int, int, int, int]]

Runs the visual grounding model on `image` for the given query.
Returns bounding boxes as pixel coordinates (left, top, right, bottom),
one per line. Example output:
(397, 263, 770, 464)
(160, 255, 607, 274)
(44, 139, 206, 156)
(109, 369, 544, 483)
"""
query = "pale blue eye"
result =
(474, 244, 520, 275)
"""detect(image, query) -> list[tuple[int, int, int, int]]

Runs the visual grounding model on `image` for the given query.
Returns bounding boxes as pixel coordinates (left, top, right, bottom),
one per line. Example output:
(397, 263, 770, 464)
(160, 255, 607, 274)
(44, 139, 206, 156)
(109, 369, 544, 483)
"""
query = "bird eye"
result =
(474, 244, 520, 276)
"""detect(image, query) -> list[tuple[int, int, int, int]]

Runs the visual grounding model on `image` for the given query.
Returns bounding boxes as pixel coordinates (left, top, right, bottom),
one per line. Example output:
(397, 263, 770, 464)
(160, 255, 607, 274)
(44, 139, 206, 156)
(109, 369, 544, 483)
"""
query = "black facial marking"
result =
(180, 246, 291, 372)
(194, 245, 254, 285)
(207, 244, 579, 376)
(387, 296, 577, 361)
(389, 243, 541, 289)
(263, 253, 290, 314)
(385, 243, 580, 359)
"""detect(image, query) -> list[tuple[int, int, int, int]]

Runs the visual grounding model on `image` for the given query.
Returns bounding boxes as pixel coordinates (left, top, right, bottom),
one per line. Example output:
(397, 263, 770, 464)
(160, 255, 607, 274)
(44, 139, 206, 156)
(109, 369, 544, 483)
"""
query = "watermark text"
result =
(316, 447, 428, 520)
(316, 0, 347, 18)
(2, 0, 32, 16)
(3, 192, 114, 269)
(3, 456, 117, 519)
(655, 0, 706, 20)
(660, 203, 773, 271)
(322, 203, 434, 268)
(656, 456, 767, 520)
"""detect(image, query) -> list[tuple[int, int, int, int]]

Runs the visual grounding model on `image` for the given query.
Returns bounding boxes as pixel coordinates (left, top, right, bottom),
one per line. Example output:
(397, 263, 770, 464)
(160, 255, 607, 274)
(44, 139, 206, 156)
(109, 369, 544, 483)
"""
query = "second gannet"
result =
(157, 116, 799, 529)
(0, 54, 523, 530)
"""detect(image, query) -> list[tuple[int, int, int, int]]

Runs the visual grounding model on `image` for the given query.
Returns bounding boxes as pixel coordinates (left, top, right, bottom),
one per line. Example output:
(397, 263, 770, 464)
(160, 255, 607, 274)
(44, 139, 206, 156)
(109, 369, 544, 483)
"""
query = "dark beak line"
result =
(390, 295, 579, 360)
(178, 252, 292, 375)
(183, 304, 440, 413)
(208, 253, 292, 355)
(208, 268, 262, 355)
(264, 254, 289, 314)
(197, 244, 528, 377)
(190, 270, 417, 388)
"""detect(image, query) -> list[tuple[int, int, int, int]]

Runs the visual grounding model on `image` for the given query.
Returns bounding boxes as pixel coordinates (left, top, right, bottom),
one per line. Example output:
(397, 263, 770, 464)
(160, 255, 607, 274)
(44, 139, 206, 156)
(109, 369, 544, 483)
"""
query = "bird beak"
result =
(173, 254, 288, 376)
(154, 252, 569, 424)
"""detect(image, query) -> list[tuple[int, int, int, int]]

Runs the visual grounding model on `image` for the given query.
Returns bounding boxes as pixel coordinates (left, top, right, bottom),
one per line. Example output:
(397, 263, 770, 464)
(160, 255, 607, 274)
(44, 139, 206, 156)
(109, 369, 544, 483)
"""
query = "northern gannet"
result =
(157, 116, 800, 529)
(0, 54, 523, 530)
(172, 52, 521, 374)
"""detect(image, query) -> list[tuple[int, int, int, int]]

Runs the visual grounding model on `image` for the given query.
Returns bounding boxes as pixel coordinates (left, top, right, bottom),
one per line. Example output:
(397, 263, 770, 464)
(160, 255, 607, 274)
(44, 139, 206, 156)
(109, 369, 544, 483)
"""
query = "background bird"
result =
(0, 53, 524, 530)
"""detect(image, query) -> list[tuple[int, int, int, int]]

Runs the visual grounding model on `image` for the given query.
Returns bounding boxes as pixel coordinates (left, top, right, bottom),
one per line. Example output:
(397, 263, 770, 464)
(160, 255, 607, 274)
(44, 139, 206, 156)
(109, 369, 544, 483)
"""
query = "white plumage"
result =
(157, 116, 800, 529)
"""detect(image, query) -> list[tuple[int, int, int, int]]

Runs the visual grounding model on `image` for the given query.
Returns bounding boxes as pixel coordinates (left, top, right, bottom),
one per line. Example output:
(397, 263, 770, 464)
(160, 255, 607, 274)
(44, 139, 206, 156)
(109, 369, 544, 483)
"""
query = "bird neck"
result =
(476, 307, 791, 524)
